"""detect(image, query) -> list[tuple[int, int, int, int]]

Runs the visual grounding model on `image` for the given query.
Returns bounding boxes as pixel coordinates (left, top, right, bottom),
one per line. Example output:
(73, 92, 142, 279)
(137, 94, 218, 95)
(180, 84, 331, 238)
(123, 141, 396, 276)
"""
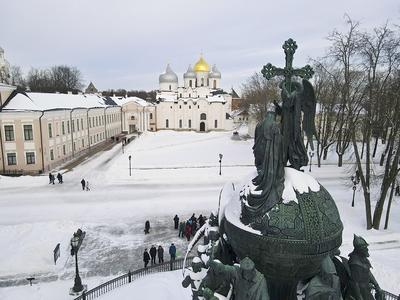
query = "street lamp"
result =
(219, 153, 223, 176)
(309, 150, 314, 172)
(129, 155, 132, 177)
(71, 236, 84, 293)
(351, 175, 360, 207)
(122, 141, 125, 154)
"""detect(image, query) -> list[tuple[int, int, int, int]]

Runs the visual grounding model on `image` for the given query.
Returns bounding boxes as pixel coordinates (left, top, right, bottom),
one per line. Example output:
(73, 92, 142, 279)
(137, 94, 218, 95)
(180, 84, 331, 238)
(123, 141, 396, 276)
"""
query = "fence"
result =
(73, 257, 193, 300)
(378, 290, 400, 300)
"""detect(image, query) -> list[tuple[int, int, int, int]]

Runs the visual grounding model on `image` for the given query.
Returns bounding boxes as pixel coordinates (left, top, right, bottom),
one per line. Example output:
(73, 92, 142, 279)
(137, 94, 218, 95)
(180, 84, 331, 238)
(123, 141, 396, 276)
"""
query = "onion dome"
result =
(209, 64, 221, 78)
(159, 64, 178, 83)
(193, 56, 210, 72)
(183, 65, 196, 78)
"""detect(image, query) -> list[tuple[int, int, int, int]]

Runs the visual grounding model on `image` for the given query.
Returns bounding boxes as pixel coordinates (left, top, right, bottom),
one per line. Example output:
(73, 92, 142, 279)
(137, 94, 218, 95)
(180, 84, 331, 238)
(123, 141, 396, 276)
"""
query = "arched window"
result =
(213, 80, 217, 89)
(189, 93, 191, 98)
(179, 120, 182, 128)
(200, 113, 206, 120)
(169, 85, 171, 91)
(166, 119, 169, 128)
(188, 119, 192, 128)
(201, 78, 204, 86)
(150, 113, 153, 119)
(214, 120, 218, 128)
(189, 80, 192, 87)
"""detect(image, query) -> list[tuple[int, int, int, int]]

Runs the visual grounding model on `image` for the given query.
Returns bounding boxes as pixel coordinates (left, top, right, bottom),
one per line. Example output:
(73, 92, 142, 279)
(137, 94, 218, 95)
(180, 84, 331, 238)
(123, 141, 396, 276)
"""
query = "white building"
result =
(155, 56, 233, 132)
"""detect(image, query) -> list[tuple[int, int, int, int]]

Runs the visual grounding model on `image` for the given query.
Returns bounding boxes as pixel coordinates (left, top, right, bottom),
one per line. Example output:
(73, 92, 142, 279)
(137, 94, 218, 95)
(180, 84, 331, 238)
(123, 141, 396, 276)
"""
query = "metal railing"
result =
(378, 290, 400, 300)
(73, 257, 193, 300)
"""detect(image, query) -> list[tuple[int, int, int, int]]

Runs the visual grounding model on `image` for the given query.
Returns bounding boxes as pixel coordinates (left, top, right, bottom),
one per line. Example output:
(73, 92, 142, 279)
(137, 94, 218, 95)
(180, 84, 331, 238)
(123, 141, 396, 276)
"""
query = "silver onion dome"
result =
(183, 65, 196, 78)
(209, 64, 221, 78)
(159, 64, 178, 83)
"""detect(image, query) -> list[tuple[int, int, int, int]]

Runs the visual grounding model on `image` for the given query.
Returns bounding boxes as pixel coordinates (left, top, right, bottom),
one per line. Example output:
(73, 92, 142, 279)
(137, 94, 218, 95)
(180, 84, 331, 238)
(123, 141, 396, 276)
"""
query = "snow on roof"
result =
(157, 93, 178, 102)
(2, 92, 118, 111)
(208, 94, 227, 103)
(112, 96, 152, 107)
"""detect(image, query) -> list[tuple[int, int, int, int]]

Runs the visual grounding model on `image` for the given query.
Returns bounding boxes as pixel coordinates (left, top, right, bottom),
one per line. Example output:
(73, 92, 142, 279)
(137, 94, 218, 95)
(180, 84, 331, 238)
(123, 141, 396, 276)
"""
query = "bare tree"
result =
(240, 72, 280, 122)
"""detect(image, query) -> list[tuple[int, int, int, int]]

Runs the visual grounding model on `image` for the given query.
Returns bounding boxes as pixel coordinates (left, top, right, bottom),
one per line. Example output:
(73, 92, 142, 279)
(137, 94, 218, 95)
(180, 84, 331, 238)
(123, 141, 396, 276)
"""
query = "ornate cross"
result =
(261, 38, 314, 92)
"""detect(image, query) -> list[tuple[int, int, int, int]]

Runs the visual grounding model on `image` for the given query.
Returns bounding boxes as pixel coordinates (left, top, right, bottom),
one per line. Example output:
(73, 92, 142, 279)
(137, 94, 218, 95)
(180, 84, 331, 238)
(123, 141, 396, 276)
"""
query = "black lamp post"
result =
(219, 153, 223, 175)
(309, 150, 314, 172)
(129, 155, 132, 176)
(351, 175, 360, 207)
(122, 141, 125, 154)
(71, 236, 84, 293)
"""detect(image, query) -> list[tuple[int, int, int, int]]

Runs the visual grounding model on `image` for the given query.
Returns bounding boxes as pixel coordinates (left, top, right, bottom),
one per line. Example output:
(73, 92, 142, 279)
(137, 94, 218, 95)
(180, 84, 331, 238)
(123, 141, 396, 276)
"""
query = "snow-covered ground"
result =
(0, 130, 399, 299)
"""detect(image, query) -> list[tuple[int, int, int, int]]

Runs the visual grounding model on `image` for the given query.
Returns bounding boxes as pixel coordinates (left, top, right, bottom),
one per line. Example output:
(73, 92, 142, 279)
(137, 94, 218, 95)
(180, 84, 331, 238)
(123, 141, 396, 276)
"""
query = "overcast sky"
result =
(1, 0, 399, 93)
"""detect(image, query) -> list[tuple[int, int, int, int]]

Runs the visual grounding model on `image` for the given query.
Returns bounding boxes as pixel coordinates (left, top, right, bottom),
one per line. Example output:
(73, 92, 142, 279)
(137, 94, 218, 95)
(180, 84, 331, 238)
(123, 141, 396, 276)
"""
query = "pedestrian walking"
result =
(150, 245, 157, 265)
(173, 214, 179, 229)
(169, 243, 176, 261)
(178, 221, 185, 238)
(81, 179, 86, 191)
(49, 173, 53, 184)
(144, 220, 150, 234)
(185, 220, 192, 241)
(57, 173, 63, 184)
(157, 245, 164, 264)
(192, 218, 197, 235)
(86, 181, 90, 191)
(198, 214, 205, 228)
(143, 248, 150, 268)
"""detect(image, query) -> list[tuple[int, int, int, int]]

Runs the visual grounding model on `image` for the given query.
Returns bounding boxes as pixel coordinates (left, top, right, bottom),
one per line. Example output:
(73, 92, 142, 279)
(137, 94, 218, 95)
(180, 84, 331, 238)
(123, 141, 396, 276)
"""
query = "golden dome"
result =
(193, 56, 210, 72)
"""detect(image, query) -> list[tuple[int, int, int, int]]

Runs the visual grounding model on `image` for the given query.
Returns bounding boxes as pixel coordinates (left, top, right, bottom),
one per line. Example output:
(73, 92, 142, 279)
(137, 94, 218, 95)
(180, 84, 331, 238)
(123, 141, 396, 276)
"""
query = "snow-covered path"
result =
(0, 130, 399, 298)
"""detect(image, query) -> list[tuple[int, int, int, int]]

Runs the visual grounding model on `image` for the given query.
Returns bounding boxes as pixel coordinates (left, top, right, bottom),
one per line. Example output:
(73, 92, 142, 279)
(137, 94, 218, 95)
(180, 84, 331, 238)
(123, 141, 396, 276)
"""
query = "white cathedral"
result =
(155, 56, 233, 132)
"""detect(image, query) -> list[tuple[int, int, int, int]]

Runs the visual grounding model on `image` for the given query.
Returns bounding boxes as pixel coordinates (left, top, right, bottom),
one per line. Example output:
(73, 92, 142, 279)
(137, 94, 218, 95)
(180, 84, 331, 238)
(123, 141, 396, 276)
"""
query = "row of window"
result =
(170, 105, 201, 110)
(5, 125, 34, 141)
(168, 79, 217, 90)
(6, 152, 35, 165)
(165, 119, 218, 129)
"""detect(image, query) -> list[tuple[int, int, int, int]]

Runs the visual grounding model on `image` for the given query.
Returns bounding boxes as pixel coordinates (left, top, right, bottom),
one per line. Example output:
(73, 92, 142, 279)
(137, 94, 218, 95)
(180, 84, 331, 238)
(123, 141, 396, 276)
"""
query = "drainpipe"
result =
(120, 106, 123, 134)
(39, 111, 45, 173)
(104, 107, 108, 140)
(0, 120, 4, 173)
(86, 108, 91, 151)
(70, 109, 75, 157)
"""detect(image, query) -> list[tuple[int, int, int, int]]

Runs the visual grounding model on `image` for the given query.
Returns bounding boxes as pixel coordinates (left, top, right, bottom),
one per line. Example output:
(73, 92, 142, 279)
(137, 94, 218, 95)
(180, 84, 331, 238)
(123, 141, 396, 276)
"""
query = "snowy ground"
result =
(0, 130, 399, 299)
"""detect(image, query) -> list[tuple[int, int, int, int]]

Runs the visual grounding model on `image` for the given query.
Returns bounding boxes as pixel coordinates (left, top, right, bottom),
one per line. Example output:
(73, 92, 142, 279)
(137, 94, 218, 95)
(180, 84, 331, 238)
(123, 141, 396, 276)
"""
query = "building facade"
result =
(155, 56, 233, 132)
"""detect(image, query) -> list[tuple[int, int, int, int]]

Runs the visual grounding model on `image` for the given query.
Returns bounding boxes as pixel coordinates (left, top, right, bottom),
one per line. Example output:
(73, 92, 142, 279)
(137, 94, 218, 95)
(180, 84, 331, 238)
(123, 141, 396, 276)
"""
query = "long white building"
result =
(155, 56, 233, 132)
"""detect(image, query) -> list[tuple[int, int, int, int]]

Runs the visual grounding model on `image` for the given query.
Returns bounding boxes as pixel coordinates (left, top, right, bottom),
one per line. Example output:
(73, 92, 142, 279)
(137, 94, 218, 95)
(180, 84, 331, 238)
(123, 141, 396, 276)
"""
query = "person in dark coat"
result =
(57, 173, 63, 184)
(150, 245, 157, 265)
(396, 185, 400, 196)
(178, 221, 185, 237)
(198, 214, 205, 228)
(169, 243, 176, 261)
(144, 220, 150, 234)
(80, 179, 86, 190)
(192, 218, 197, 235)
(185, 221, 192, 241)
(157, 245, 164, 263)
(173, 215, 179, 229)
(49, 173, 53, 184)
(143, 248, 150, 268)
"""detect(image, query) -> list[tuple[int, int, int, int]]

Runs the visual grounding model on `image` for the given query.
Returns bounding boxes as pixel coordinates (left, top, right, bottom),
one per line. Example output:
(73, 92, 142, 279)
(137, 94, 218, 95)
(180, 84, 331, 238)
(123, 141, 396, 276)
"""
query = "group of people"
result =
(48, 172, 63, 184)
(175, 214, 206, 241)
(80, 179, 90, 191)
(143, 243, 176, 268)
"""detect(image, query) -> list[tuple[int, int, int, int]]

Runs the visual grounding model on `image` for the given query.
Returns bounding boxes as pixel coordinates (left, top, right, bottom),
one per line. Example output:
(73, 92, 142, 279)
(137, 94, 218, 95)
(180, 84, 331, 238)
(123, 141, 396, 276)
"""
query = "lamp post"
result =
(122, 141, 125, 154)
(71, 236, 84, 293)
(219, 153, 223, 175)
(129, 155, 132, 176)
(351, 175, 360, 207)
(309, 150, 314, 172)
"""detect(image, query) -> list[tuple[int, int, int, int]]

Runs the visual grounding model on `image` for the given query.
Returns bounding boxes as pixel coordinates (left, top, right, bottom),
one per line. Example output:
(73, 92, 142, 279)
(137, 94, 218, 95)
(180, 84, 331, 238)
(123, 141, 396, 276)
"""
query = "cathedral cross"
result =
(261, 38, 314, 92)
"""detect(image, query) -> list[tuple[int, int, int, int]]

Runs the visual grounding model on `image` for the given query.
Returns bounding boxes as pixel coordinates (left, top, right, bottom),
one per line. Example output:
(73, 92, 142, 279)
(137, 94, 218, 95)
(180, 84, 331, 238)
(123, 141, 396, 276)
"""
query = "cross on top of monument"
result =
(261, 38, 314, 89)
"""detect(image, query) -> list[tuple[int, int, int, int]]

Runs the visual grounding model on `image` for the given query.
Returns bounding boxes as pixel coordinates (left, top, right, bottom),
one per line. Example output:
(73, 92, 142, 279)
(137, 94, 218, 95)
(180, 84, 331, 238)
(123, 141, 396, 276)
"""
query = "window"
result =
(214, 120, 218, 128)
(201, 78, 204, 86)
(77, 119, 79, 131)
(90, 136, 92, 144)
(72, 120, 75, 132)
(26, 152, 35, 164)
(89, 118, 91, 128)
(198, 105, 200, 109)
(63, 145, 66, 155)
(150, 113, 153, 120)
(62, 122, 65, 135)
(48, 123, 53, 138)
(4, 125, 14, 141)
(166, 119, 169, 128)
(188, 119, 192, 128)
(81, 119, 84, 130)
(73, 142, 76, 151)
(189, 106, 191, 109)
(50, 149, 54, 161)
(7, 153, 16, 165)
(169, 85, 171, 91)
(200, 113, 206, 120)
(24, 125, 33, 141)
(180, 93, 182, 98)
(179, 105, 182, 109)
(189, 93, 191, 98)
(213, 80, 217, 89)
(96, 117, 98, 127)
(179, 120, 182, 128)
(67, 120, 70, 133)
(189, 80, 192, 87)
(82, 139, 84, 147)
